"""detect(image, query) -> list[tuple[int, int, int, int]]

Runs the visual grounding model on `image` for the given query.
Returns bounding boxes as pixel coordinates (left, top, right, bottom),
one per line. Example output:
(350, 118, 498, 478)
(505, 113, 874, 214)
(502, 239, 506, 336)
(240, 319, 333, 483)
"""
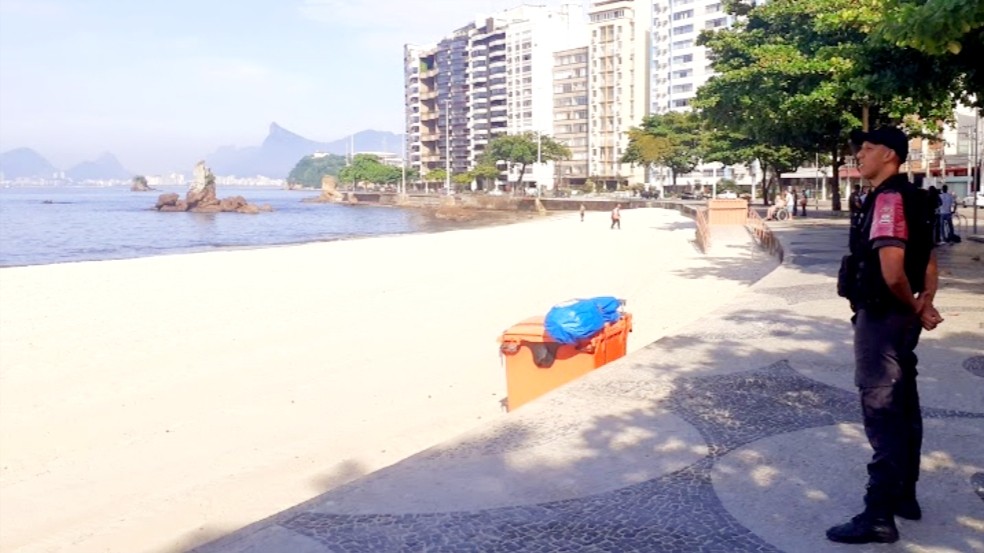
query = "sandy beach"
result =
(0, 208, 775, 553)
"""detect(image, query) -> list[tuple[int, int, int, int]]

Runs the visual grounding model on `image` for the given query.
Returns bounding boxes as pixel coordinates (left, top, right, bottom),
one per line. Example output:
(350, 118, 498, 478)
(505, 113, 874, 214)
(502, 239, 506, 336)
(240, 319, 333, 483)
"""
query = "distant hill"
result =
(206, 123, 404, 178)
(66, 153, 131, 181)
(0, 148, 59, 179)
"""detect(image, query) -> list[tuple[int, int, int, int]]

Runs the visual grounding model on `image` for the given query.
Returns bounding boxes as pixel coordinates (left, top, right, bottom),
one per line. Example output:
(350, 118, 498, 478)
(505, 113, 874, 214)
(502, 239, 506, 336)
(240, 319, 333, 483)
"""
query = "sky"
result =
(0, 0, 581, 173)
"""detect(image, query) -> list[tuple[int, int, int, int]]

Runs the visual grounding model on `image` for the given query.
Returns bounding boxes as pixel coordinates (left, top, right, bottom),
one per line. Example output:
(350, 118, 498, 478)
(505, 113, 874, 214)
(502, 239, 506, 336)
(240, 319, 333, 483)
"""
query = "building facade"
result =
(404, 5, 586, 190)
(553, 46, 590, 186)
(587, 0, 650, 189)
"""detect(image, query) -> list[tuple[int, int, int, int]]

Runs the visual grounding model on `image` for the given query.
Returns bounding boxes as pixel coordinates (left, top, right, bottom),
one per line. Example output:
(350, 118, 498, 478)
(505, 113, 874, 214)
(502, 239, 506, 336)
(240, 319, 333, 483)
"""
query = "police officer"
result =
(828, 126, 944, 544)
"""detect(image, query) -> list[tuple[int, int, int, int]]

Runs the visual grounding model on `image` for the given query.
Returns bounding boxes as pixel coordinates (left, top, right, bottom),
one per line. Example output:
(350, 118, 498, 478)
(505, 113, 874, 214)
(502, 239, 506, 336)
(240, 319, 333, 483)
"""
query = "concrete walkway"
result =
(192, 216, 984, 553)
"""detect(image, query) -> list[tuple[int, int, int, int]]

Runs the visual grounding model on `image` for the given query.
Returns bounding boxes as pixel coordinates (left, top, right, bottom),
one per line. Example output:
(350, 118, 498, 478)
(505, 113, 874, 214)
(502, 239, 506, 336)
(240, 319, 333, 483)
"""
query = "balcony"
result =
(420, 90, 439, 101)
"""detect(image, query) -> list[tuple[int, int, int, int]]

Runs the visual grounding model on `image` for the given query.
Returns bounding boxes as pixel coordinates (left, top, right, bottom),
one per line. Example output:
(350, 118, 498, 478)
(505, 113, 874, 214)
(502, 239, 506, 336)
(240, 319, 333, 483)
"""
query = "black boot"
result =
(826, 512, 899, 544)
(896, 481, 922, 520)
(827, 488, 899, 544)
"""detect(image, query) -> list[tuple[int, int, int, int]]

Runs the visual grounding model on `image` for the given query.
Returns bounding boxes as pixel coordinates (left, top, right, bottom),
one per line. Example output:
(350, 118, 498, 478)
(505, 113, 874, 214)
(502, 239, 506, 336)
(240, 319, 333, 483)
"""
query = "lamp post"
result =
(445, 98, 452, 196)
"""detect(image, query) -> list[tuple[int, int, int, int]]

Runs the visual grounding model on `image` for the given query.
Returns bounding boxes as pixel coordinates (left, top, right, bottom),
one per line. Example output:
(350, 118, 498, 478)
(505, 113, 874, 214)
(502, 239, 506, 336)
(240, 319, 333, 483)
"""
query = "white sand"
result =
(0, 208, 774, 553)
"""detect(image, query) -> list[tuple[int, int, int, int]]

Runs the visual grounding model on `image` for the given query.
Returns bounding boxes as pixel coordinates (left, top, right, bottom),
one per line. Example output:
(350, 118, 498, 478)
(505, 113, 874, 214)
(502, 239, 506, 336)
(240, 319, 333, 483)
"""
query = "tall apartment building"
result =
(587, 0, 650, 189)
(405, 5, 586, 189)
(649, 0, 754, 194)
(553, 47, 590, 186)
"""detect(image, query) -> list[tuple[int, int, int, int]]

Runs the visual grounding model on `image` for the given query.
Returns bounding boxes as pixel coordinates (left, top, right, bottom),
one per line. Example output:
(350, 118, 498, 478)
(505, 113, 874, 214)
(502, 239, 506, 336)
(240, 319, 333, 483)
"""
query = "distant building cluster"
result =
(404, 1, 733, 192)
(405, 0, 983, 196)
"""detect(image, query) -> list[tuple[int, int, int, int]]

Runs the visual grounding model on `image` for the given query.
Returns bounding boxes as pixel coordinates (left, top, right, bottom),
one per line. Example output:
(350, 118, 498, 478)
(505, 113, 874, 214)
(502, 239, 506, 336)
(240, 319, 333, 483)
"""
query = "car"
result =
(717, 191, 738, 199)
(681, 191, 705, 200)
(962, 191, 984, 208)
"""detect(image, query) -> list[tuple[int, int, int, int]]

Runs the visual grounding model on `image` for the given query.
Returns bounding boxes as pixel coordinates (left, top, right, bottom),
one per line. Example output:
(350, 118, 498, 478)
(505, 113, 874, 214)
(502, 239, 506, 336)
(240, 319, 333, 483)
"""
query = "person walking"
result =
(830, 126, 942, 545)
(610, 204, 621, 230)
(580, 203, 586, 223)
(938, 185, 955, 243)
(799, 189, 809, 217)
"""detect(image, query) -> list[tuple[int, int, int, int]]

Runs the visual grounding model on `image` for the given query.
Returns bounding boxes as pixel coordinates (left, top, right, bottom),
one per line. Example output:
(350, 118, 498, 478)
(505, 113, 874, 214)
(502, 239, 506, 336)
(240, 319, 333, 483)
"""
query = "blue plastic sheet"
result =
(544, 296, 621, 344)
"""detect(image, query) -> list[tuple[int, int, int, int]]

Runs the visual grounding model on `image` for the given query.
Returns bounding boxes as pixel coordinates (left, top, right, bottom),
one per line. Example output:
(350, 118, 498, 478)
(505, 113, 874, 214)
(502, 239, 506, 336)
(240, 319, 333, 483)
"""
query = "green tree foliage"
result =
(621, 112, 703, 187)
(482, 132, 571, 188)
(875, 0, 984, 108)
(425, 168, 447, 184)
(287, 154, 347, 188)
(470, 163, 501, 190)
(338, 154, 402, 186)
(697, 0, 962, 209)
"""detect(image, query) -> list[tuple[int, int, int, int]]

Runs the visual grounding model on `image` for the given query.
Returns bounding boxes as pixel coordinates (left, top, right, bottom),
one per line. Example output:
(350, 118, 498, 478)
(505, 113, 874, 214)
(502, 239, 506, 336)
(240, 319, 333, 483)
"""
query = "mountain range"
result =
(206, 123, 404, 178)
(0, 124, 405, 181)
(0, 148, 131, 182)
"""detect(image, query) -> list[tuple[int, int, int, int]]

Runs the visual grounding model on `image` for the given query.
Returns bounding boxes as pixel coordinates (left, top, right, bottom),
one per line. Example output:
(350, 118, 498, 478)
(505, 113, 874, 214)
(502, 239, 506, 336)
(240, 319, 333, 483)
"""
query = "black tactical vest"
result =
(846, 175, 933, 311)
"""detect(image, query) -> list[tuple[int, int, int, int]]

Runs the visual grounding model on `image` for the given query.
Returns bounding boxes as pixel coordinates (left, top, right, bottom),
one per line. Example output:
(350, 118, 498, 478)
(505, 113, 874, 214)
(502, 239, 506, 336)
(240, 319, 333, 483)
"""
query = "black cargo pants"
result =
(853, 307, 923, 508)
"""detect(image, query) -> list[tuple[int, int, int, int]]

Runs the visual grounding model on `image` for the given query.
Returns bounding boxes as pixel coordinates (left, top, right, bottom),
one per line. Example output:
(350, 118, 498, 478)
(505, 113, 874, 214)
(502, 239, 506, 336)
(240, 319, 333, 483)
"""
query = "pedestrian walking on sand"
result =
(580, 203, 586, 222)
(830, 126, 942, 545)
(610, 204, 621, 229)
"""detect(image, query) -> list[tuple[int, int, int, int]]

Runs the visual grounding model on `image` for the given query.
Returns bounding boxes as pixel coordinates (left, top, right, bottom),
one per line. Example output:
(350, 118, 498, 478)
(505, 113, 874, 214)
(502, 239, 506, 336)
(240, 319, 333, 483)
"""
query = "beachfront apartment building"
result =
(553, 47, 591, 187)
(404, 5, 586, 190)
(587, 0, 650, 189)
(648, 0, 760, 195)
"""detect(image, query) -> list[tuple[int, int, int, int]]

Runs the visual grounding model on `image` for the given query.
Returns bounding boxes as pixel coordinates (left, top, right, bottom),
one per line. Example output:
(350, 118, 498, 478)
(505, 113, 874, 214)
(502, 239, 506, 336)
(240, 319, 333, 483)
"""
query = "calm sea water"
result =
(0, 187, 425, 267)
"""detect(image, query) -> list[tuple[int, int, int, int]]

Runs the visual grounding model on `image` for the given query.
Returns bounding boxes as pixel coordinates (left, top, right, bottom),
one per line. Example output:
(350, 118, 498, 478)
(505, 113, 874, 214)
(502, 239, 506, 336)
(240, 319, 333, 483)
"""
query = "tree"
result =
(338, 154, 402, 187)
(470, 162, 501, 190)
(697, 0, 963, 210)
(287, 154, 347, 188)
(425, 168, 447, 186)
(621, 112, 703, 188)
(452, 171, 473, 192)
(482, 132, 571, 190)
(875, 0, 984, 108)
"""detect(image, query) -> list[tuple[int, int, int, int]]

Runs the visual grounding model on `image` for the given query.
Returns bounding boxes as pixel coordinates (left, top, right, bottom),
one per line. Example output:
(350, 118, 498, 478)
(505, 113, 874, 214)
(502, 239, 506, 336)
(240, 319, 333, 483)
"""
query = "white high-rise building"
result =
(405, 4, 586, 190)
(586, 0, 651, 189)
(649, 0, 759, 195)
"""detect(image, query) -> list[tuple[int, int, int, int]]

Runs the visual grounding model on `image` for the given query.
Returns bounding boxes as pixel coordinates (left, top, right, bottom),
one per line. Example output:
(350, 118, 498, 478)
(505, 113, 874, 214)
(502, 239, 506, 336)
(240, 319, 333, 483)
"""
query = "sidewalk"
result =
(192, 218, 983, 553)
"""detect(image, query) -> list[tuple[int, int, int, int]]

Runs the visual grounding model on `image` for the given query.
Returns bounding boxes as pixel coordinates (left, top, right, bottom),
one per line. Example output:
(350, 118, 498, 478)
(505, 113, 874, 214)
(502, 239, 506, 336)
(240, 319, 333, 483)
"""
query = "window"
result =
(705, 17, 728, 29)
(590, 9, 624, 22)
(706, 3, 722, 13)
(672, 98, 690, 107)
(672, 9, 693, 20)
(672, 40, 694, 50)
(671, 83, 693, 93)
(672, 69, 693, 79)
(672, 24, 694, 35)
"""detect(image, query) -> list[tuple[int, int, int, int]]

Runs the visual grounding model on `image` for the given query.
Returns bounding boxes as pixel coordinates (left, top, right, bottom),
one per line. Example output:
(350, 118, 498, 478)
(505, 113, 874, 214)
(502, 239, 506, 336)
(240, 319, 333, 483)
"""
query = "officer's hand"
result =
(920, 304, 944, 331)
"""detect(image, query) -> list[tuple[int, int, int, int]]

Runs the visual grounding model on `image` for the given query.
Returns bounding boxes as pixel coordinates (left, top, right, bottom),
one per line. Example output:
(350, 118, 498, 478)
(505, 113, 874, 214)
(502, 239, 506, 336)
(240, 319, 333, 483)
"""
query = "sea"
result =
(0, 186, 426, 267)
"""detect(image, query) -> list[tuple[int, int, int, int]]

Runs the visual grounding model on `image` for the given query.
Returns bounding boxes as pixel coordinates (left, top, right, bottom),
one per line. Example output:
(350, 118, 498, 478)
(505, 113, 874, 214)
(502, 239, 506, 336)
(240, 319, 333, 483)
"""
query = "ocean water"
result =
(0, 187, 425, 267)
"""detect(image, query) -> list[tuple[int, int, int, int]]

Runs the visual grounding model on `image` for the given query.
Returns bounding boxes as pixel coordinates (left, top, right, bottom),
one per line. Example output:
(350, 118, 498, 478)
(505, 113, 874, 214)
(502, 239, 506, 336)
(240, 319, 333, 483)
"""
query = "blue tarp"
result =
(544, 296, 622, 345)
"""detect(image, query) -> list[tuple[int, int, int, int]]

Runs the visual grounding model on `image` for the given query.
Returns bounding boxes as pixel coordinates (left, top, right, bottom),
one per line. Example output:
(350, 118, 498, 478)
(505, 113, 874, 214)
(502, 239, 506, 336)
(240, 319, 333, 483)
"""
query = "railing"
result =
(694, 206, 711, 253)
(746, 208, 784, 262)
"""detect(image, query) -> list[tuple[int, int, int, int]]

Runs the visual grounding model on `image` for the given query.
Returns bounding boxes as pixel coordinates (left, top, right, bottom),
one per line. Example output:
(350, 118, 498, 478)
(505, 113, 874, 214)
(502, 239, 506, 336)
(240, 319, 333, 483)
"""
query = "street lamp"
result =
(445, 98, 452, 196)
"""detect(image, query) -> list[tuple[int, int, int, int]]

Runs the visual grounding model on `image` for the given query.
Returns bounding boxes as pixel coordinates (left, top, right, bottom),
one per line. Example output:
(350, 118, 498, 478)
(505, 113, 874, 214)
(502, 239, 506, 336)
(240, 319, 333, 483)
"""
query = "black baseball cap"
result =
(850, 126, 909, 163)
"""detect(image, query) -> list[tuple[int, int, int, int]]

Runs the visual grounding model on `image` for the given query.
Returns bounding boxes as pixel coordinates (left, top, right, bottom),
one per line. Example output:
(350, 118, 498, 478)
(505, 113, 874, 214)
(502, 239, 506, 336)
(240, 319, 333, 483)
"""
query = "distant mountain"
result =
(0, 148, 59, 179)
(66, 153, 131, 181)
(206, 123, 404, 178)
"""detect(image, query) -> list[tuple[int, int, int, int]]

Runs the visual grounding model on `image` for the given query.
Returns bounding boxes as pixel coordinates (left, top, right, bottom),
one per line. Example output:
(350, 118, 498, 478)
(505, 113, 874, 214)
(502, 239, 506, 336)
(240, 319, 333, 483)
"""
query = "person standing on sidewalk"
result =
(830, 126, 943, 545)
(610, 204, 621, 229)
(785, 188, 796, 220)
(580, 203, 586, 222)
(938, 185, 955, 243)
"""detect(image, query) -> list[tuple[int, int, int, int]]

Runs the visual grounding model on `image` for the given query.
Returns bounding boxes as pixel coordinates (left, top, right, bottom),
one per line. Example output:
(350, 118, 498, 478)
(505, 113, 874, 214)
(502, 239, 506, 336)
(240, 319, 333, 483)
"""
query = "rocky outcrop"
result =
(130, 175, 154, 192)
(301, 175, 346, 204)
(155, 161, 271, 214)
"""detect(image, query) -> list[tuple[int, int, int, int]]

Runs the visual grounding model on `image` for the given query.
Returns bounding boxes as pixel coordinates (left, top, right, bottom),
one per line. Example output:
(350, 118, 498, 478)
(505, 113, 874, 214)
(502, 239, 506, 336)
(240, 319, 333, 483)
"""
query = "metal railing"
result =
(746, 208, 784, 262)
(694, 206, 711, 253)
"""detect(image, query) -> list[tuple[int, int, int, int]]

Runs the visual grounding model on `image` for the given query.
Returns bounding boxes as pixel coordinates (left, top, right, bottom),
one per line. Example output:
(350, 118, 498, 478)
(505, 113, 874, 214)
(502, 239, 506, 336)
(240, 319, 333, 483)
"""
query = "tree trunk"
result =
(831, 142, 842, 211)
(761, 168, 769, 206)
(513, 163, 527, 195)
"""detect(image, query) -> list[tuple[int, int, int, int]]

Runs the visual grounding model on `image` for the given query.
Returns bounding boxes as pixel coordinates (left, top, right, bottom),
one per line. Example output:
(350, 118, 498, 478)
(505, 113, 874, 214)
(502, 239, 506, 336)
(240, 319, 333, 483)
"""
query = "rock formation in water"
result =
(155, 161, 272, 213)
(130, 175, 154, 192)
(301, 175, 346, 204)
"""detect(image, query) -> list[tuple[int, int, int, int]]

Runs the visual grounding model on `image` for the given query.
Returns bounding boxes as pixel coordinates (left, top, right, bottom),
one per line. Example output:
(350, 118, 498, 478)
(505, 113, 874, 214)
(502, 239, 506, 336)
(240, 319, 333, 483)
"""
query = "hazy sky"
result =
(0, 0, 579, 173)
